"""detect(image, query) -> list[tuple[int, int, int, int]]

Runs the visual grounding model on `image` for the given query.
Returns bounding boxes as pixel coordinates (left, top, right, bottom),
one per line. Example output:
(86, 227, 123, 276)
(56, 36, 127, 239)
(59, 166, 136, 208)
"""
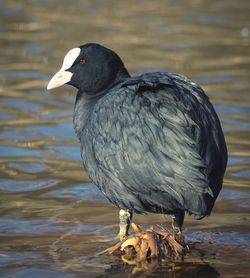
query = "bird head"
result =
(47, 43, 128, 96)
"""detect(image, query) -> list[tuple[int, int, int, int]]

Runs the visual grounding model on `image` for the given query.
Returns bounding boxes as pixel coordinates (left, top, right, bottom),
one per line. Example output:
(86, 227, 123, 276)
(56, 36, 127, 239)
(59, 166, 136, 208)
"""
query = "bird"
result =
(47, 43, 227, 241)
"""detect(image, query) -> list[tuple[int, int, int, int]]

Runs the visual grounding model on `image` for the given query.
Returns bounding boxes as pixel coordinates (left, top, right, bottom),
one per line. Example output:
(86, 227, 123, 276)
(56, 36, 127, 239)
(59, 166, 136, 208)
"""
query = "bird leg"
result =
(119, 209, 133, 241)
(171, 210, 185, 234)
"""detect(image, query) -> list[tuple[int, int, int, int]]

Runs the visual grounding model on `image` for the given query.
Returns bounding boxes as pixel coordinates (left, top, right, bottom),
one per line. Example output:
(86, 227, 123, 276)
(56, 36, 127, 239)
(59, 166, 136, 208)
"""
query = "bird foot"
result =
(151, 225, 189, 257)
(96, 223, 189, 261)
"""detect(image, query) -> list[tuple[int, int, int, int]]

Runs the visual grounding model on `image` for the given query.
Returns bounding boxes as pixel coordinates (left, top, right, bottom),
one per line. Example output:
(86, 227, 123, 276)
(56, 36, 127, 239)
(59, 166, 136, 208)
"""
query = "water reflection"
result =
(0, 0, 250, 277)
(97, 260, 220, 278)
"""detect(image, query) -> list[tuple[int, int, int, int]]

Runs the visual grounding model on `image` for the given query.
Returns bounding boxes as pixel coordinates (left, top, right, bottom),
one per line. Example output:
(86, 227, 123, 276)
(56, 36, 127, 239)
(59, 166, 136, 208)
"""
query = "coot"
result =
(47, 43, 227, 239)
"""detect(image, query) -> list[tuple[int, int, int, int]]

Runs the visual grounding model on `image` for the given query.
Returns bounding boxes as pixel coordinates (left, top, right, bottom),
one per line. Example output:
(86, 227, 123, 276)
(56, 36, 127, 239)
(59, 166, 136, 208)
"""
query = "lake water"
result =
(0, 0, 250, 277)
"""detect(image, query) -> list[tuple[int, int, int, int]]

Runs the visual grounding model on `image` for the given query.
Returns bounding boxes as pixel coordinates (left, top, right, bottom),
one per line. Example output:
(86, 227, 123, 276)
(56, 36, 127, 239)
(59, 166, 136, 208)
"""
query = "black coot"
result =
(47, 43, 227, 238)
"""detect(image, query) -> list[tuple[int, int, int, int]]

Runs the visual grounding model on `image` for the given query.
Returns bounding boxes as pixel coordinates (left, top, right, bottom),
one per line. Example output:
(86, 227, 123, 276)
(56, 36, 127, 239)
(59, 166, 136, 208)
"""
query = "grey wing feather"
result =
(83, 72, 227, 216)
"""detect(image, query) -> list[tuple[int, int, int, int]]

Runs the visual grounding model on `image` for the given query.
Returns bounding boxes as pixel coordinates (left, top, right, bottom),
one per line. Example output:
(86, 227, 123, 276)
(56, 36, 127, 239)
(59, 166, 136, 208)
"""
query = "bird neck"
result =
(73, 67, 130, 139)
(82, 67, 130, 98)
(73, 93, 96, 140)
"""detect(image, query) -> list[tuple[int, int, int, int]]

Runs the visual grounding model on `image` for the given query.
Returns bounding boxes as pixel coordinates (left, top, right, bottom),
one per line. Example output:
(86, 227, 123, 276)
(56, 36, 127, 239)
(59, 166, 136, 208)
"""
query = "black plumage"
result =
(48, 43, 227, 223)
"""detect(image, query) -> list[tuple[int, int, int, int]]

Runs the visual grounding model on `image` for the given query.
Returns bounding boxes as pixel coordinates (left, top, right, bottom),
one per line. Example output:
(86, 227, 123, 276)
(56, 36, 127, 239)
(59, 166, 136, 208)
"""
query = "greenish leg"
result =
(172, 210, 185, 234)
(119, 209, 133, 241)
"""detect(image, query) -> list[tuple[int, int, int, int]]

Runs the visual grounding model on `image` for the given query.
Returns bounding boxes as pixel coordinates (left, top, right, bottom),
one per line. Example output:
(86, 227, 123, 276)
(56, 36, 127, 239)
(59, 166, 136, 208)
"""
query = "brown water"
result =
(0, 0, 250, 277)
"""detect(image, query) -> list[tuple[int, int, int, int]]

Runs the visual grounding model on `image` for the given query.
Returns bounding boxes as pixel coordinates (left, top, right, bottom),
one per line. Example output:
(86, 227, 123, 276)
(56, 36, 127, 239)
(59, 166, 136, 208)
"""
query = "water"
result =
(0, 0, 250, 277)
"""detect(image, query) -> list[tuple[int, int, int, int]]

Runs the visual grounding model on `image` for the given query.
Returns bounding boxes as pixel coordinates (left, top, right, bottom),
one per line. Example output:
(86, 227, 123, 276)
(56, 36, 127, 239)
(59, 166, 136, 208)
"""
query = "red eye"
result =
(79, 59, 86, 65)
